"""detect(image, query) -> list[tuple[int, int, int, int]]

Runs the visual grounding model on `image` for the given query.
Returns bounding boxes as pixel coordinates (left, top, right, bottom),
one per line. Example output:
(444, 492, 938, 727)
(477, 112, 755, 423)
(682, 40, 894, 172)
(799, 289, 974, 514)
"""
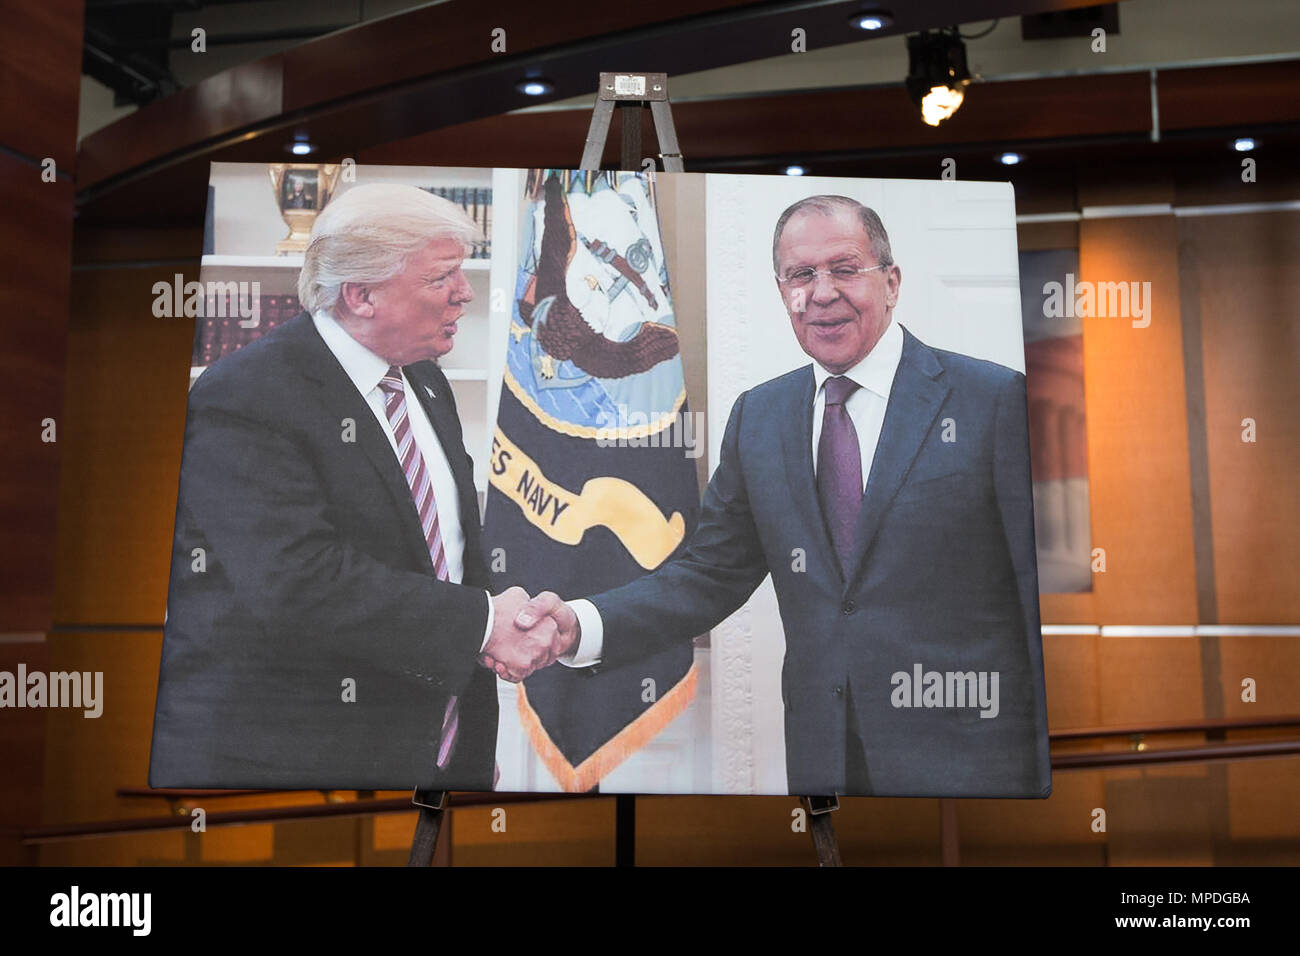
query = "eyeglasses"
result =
(776, 263, 889, 289)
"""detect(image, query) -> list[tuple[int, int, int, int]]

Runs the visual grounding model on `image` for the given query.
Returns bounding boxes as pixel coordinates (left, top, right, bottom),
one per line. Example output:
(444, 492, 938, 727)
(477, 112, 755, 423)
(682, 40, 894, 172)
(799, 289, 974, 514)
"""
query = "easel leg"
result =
(581, 98, 616, 171)
(615, 793, 636, 867)
(648, 99, 684, 172)
(940, 798, 960, 866)
(433, 809, 454, 866)
(407, 789, 448, 867)
(801, 795, 842, 867)
(618, 102, 642, 171)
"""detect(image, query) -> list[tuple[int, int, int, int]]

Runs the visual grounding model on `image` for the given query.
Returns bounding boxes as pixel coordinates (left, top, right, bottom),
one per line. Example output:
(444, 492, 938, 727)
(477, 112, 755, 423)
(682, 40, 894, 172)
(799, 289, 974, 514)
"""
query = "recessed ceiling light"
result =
(849, 9, 894, 31)
(517, 78, 554, 97)
(290, 141, 314, 156)
(1233, 137, 1256, 152)
(785, 165, 806, 176)
(998, 152, 1022, 165)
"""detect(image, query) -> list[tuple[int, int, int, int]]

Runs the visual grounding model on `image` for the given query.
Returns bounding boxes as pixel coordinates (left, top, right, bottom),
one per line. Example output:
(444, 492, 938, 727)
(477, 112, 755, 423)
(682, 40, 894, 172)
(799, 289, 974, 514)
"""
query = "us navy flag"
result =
(483, 169, 701, 791)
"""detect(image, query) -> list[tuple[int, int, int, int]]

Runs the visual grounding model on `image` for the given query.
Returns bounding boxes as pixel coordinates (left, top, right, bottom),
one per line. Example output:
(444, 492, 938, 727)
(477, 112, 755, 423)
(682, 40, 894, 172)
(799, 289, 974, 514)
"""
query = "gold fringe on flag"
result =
(517, 663, 698, 793)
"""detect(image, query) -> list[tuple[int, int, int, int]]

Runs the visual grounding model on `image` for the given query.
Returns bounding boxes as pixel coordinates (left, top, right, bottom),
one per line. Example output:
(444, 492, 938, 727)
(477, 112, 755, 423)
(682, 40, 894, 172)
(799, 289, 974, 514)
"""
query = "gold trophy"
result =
(268, 163, 341, 255)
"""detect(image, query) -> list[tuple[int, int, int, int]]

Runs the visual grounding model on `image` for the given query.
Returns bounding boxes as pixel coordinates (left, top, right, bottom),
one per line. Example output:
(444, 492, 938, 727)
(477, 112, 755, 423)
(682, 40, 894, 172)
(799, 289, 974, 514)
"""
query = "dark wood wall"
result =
(0, 0, 85, 865)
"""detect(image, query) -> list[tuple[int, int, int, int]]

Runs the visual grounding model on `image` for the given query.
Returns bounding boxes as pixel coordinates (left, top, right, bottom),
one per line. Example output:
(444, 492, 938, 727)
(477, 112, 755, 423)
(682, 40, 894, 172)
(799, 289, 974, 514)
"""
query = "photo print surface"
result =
(149, 164, 1050, 798)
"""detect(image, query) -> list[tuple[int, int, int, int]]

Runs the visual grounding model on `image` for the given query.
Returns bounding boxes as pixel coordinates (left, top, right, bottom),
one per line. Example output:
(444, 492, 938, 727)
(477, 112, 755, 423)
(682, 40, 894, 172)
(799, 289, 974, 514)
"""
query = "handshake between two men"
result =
(480, 587, 579, 682)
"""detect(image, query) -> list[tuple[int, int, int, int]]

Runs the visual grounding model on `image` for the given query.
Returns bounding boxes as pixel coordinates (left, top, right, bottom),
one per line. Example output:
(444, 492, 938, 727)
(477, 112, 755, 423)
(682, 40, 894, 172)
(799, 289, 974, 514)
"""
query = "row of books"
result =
(192, 295, 303, 367)
(423, 186, 492, 258)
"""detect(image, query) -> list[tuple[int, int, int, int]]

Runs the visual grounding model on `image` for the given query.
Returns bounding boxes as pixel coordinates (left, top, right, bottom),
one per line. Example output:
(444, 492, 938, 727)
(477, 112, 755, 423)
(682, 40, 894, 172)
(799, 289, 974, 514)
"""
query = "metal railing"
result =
(11, 713, 1298, 847)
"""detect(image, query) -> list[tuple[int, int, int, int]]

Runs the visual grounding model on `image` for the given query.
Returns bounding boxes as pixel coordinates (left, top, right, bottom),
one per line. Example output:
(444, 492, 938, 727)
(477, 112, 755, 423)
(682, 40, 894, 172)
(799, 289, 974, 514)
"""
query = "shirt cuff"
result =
(480, 591, 494, 653)
(560, 599, 604, 667)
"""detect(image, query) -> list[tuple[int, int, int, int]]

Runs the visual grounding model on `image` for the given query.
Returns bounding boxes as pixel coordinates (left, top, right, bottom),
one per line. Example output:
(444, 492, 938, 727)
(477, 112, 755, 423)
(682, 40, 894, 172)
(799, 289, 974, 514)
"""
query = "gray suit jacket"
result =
(589, 326, 1051, 797)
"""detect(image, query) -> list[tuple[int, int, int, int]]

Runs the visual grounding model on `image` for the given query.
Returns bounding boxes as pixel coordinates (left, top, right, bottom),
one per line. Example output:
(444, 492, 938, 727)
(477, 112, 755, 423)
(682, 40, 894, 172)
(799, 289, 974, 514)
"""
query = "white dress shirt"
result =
(565, 319, 906, 667)
(312, 309, 494, 649)
(809, 316, 903, 487)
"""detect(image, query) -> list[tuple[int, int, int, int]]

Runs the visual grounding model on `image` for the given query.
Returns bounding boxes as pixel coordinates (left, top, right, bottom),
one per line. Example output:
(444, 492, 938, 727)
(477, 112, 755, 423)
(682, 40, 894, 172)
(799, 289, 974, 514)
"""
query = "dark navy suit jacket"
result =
(149, 313, 497, 790)
(590, 326, 1051, 797)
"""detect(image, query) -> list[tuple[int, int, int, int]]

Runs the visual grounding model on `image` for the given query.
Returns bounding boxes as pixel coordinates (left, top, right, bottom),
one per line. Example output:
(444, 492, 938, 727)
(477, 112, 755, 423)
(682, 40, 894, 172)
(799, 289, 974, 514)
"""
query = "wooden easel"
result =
(580, 71, 843, 868)
(409, 72, 842, 868)
(801, 795, 842, 866)
(407, 788, 447, 866)
(581, 71, 685, 174)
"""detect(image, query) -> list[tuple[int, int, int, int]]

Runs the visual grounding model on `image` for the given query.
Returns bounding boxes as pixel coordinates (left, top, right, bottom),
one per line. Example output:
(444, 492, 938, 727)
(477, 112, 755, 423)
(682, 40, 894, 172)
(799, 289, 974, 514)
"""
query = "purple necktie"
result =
(377, 366, 458, 770)
(817, 375, 864, 574)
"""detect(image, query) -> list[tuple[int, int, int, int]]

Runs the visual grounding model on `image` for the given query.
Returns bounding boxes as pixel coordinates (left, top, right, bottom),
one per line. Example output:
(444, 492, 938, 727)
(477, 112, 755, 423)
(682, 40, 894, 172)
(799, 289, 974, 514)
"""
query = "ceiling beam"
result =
(76, 0, 1102, 205)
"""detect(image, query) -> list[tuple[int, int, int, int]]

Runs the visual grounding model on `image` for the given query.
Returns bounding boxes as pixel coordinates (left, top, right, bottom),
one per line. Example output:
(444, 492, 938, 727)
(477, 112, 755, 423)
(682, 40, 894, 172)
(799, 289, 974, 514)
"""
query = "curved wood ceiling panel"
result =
(75, 0, 1100, 212)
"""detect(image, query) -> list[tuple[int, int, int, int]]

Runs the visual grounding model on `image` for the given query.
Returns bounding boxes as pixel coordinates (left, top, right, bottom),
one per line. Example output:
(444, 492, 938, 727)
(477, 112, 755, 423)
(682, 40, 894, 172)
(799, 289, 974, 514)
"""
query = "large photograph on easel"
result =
(149, 163, 1050, 799)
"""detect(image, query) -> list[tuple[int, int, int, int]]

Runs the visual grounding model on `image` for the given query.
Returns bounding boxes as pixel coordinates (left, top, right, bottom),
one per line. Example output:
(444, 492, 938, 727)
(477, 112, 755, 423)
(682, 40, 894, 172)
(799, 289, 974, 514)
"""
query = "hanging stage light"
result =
(905, 29, 972, 127)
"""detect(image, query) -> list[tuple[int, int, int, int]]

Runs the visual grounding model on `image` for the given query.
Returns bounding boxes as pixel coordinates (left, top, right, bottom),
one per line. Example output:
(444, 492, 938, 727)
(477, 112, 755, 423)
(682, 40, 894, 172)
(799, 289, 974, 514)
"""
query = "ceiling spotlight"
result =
(999, 152, 1022, 165)
(517, 78, 554, 97)
(849, 9, 894, 31)
(906, 29, 972, 127)
(290, 141, 314, 156)
(785, 165, 806, 176)
(1233, 137, 1256, 152)
(920, 86, 964, 126)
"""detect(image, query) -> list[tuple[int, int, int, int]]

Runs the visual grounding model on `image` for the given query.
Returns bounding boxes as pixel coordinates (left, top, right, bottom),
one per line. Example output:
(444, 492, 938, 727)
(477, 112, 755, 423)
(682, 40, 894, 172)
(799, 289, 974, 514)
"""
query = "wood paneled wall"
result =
(1078, 212, 1200, 624)
(1180, 212, 1300, 624)
(0, 0, 84, 863)
(0, 0, 83, 633)
(54, 265, 197, 624)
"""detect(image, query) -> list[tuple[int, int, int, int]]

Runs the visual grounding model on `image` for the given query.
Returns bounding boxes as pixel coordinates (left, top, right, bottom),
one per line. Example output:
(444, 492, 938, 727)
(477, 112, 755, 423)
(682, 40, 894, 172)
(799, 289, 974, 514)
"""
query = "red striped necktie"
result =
(378, 366, 458, 769)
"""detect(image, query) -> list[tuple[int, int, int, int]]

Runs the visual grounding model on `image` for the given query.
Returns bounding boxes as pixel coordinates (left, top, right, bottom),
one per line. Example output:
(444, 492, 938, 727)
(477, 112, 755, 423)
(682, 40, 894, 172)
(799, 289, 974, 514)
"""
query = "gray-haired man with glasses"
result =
(508, 193, 1050, 799)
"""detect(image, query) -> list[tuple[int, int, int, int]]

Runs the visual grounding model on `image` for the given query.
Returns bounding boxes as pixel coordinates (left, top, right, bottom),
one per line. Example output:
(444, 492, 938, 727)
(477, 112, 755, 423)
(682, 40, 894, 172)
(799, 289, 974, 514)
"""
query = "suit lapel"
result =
(404, 361, 481, 542)
(843, 327, 950, 591)
(780, 366, 841, 580)
(282, 313, 436, 574)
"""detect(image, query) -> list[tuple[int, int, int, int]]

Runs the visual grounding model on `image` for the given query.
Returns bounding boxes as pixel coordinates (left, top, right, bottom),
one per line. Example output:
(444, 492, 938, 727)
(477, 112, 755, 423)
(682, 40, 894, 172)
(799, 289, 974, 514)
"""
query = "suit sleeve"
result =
(993, 369, 1052, 791)
(172, 384, 489, 694)
(992, 370, 1043, 660)
(587, 390, 771, 668)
